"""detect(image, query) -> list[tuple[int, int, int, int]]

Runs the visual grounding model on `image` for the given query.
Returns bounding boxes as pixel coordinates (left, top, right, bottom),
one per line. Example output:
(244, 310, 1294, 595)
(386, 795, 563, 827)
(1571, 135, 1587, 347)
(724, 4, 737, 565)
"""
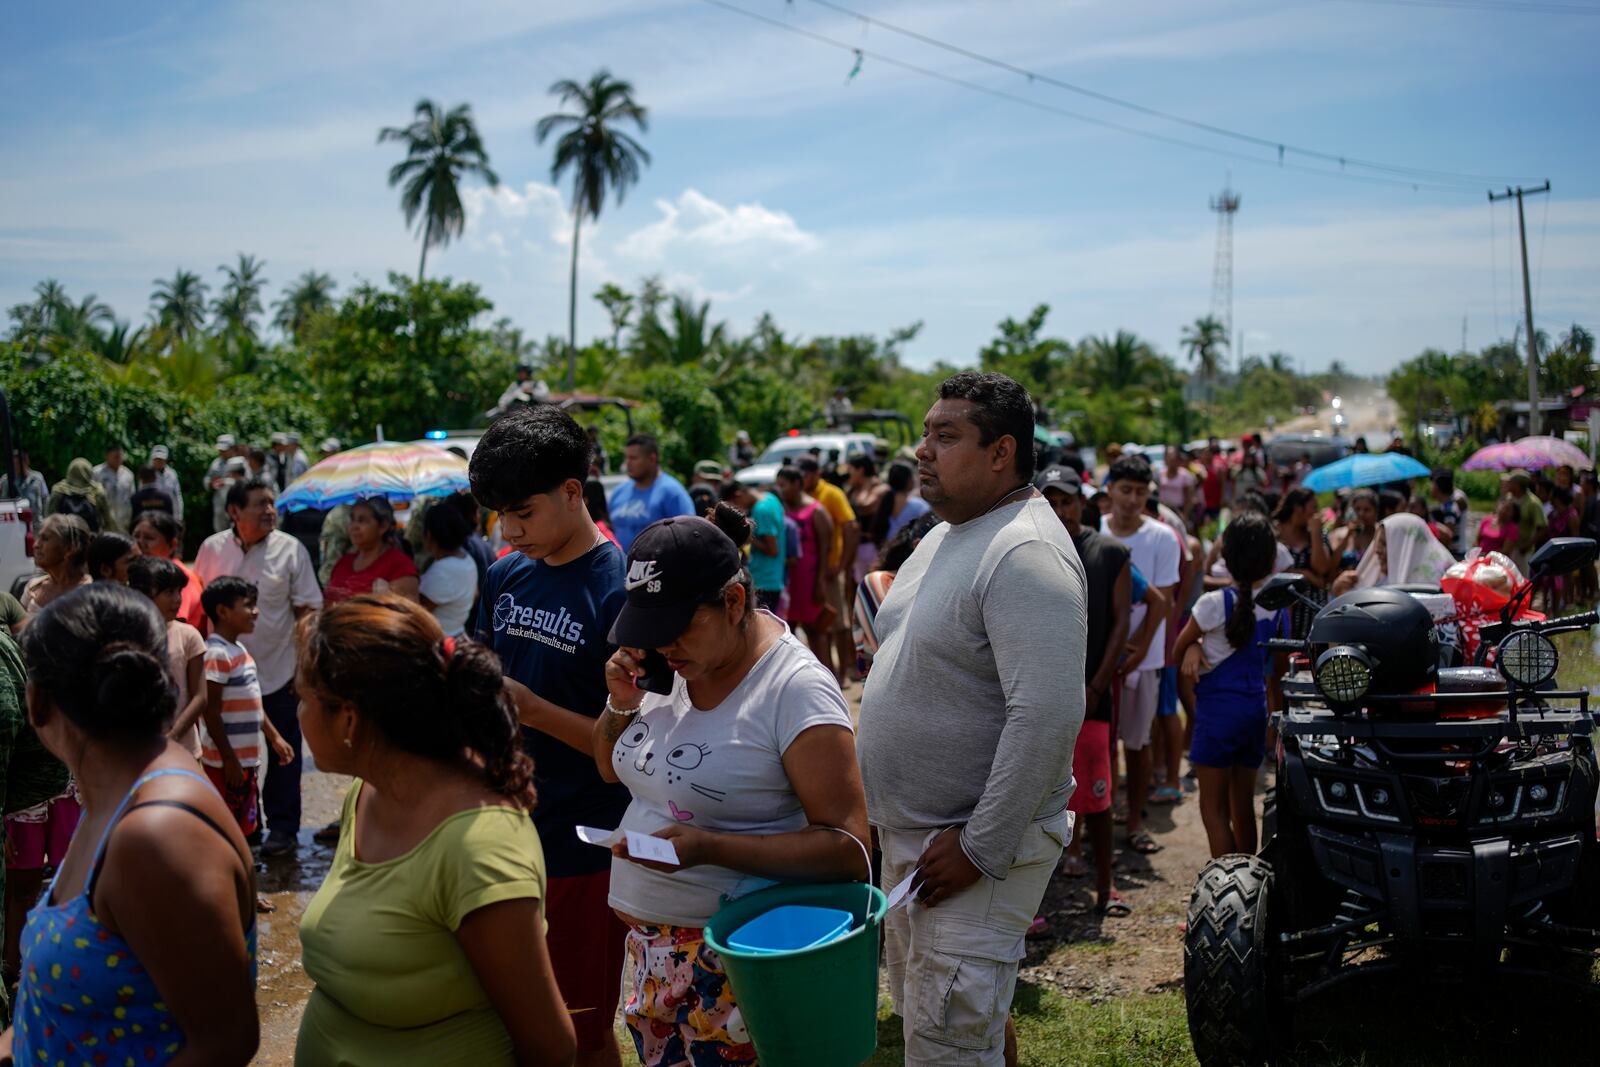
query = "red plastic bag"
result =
(1443, 552, 1542, 662)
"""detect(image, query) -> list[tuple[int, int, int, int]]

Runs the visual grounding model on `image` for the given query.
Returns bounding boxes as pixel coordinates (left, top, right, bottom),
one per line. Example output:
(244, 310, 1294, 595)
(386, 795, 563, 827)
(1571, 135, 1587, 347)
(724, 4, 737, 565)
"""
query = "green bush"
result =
(1, 347, 326, 553)
(1458, 470, 1504, 508)
(640, 366, 725, 481)
(300, 274, 510, 441)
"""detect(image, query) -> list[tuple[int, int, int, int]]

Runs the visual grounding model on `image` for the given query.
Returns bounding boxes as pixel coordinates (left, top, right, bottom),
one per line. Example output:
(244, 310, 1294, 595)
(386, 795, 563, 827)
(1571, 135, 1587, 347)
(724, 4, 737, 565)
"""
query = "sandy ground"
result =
(253, 765, 350, 1065)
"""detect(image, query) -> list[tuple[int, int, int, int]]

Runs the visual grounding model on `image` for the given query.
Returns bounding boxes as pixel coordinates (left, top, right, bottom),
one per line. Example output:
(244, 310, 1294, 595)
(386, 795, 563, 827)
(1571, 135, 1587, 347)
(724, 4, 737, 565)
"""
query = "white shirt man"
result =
(93, 446, 135, 531)
(149, 444, 183, 522)
(193, 479, 322, 856)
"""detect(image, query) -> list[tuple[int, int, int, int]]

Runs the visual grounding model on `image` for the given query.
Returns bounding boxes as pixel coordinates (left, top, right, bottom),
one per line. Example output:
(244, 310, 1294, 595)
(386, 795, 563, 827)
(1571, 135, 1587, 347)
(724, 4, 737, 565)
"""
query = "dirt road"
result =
(1022, 786, 1211, 1004)
(248, 749, 1219, 1064)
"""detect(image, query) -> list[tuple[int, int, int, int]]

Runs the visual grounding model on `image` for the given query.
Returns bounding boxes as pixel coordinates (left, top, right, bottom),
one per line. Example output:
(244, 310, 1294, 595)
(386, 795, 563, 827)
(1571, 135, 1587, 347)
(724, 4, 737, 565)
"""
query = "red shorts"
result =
(1067, 720, 1113, 815)
(5, 796, 82, 870)
(202, 763, 261, 837)
(545, 868, 628, 1052)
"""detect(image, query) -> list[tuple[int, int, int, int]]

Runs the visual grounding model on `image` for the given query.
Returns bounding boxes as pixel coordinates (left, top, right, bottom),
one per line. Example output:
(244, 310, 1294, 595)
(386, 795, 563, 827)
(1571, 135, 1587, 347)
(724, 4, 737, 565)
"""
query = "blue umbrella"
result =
(1300, 452, 1431, 493)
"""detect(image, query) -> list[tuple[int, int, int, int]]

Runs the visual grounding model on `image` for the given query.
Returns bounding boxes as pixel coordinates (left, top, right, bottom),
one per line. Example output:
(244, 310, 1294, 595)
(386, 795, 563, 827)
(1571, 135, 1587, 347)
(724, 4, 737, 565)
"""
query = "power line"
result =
(801, 0, 1542, 187)
(698, 0, 1484, 192)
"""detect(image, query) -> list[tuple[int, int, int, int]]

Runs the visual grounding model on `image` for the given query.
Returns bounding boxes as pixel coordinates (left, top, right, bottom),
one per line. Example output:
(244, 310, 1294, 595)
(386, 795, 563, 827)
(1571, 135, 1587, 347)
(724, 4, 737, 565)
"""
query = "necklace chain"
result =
(978, 484, 1033, 519)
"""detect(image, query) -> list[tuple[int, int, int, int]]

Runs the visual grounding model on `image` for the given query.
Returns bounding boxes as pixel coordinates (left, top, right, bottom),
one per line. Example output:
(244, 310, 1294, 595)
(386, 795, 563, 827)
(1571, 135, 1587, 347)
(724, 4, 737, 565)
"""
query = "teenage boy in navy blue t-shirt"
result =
(470, 406, 630, 1066)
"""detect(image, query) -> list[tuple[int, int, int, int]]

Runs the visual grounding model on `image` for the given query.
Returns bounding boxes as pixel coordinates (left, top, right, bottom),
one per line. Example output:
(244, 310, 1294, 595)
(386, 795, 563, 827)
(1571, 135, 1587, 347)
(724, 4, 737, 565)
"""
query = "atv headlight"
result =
(1496, 629, 1558, 688)
(1315, 646, 1373, 705)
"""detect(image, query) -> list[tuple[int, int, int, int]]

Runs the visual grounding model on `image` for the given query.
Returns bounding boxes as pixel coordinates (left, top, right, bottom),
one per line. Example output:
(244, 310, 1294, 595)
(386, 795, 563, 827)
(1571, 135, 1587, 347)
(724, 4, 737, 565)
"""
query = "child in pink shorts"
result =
(5, 786, 81, 982)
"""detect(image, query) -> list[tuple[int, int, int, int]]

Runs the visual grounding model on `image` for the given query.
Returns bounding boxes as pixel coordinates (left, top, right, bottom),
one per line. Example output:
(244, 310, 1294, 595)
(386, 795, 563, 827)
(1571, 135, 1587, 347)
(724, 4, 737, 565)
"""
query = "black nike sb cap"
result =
(609, 516, 744, 649)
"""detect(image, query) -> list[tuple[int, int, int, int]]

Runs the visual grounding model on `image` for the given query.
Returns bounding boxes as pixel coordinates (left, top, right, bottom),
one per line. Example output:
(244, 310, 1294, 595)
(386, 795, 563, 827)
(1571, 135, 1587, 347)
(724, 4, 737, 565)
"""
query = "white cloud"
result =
(616, 189, 818, 262)
(463, 181, 566, 222)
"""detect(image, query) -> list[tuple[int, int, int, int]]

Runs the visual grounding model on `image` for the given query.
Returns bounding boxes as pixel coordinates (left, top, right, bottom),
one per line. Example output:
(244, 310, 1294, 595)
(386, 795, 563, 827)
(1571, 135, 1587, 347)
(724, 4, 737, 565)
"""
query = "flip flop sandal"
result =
(255, 895, 277, 914)
(1099, 892, 1133, 918)
(1148, 786, 1183, 804)
(1112, 808, 1129, 825)
(1060, 854, 1091, 878)
(1026, 916, 1051, 938)
(1126, 831, 1163, 855)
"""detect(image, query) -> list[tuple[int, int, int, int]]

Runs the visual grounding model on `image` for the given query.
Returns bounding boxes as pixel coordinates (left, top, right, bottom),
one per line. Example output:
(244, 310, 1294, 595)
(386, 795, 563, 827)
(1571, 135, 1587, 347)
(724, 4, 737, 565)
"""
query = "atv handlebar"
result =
(1265, 639, 1305, 654)
(1544, 610, 1599, 632)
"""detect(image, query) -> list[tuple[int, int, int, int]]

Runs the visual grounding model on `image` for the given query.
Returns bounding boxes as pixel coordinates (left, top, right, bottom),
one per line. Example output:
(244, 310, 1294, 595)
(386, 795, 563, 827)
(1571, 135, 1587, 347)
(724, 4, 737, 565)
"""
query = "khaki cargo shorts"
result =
(879, 810, 1069, 1065)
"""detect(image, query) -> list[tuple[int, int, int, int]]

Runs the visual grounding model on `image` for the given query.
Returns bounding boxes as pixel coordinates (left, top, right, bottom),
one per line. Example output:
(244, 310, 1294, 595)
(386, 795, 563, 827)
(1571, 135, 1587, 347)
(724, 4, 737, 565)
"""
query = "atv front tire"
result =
(1184, 854, 1282, 1066)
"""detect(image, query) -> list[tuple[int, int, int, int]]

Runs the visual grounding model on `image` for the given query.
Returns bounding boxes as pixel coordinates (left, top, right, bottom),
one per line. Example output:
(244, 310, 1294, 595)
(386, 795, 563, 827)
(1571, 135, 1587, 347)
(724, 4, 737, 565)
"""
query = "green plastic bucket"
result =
(704, 881, 887, 1067)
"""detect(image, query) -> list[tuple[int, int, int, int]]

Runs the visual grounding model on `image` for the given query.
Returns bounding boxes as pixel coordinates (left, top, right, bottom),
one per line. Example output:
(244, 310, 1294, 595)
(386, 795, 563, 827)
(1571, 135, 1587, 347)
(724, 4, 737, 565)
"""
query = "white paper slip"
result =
(575, 825, 624, 848)
(574, 825, 681, 866)
(624, 831, 681, 866)
(885, 868, 919, 911)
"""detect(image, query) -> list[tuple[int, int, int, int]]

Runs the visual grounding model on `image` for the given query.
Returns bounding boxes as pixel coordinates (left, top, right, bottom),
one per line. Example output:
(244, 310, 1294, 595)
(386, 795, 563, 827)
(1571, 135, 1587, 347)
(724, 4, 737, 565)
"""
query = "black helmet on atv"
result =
(1306, 586, 1437, 701)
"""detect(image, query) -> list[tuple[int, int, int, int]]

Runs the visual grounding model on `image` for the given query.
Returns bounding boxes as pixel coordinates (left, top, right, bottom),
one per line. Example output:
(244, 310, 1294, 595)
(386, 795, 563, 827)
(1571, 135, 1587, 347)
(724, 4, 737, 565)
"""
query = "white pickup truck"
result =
(0, 496, 35, 600)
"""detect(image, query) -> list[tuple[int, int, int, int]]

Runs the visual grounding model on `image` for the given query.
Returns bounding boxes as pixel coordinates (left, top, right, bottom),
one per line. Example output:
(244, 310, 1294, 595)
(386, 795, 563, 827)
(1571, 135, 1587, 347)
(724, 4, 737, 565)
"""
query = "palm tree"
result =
(379, 100, 498, 283)
(150, 270, 209, 346)
(273, 270, 338, 341)
(1083, 330, 1163, 392)
(92, 321, 148, 365)
(1181, 315, 1228, 427)
(489, 317, 539, 366)
(637, 293, 726, 368)
(536, 70, 651, 390)
(6, 281, 108, 363)
(36, 292, 111, 348)
(594, 282, 634, 355)
(213, 254, 268, 338)
(109, 338, 221, 398)
(32, 279, 68, 315)
(1181, 315, 1228, 381)
(6, 280, 67, 348)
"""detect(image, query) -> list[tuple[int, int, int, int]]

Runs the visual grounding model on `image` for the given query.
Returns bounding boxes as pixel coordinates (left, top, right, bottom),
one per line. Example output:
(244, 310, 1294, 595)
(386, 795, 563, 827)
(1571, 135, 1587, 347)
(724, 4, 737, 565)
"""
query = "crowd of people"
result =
(4, 380, 1600, 1066)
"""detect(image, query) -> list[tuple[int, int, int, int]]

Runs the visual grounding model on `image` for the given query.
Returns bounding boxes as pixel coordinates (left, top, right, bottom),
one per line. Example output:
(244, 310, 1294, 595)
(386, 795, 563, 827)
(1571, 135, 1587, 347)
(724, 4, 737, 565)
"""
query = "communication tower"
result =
(1209, 184, 1240, 364)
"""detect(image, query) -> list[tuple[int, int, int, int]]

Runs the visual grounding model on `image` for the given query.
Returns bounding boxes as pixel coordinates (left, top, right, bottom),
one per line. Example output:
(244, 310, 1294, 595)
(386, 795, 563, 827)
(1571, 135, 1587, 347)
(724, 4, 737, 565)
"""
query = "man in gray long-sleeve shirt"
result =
(858, 371, 1086, 1066)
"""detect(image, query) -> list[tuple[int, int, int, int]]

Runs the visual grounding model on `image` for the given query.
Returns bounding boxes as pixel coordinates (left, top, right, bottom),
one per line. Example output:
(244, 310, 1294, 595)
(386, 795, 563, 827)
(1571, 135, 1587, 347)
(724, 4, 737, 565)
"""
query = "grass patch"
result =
(1044, 938, 1133, 960)
(619, 970, 1600, 1065)
(866, 983, 1196, 1067)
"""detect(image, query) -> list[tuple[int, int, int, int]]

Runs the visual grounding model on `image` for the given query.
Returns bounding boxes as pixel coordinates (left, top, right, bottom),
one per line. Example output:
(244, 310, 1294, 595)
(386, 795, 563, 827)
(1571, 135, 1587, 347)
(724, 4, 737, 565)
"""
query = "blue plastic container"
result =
(726, 904, 853, 955)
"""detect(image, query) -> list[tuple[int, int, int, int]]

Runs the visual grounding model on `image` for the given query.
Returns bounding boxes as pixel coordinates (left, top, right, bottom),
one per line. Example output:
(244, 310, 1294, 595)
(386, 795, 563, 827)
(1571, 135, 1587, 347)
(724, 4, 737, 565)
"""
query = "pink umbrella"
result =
(1462, 435, 1593, 472)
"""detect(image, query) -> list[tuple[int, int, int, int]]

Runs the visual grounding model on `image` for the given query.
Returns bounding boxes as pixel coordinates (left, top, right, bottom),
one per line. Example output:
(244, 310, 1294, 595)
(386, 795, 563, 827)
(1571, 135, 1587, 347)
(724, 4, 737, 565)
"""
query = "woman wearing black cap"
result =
(592, 505, 869, 1066)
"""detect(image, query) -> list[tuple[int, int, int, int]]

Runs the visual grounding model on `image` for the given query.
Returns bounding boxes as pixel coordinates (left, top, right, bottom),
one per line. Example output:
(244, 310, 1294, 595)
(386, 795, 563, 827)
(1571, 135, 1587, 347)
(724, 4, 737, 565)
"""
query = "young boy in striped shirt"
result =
(200, 576, 294, 839)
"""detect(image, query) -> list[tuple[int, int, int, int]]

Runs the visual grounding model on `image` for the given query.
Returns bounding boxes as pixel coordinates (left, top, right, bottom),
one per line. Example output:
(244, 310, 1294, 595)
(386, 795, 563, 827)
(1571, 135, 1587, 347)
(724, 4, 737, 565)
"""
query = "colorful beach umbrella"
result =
(275, 441, 470, 512)
(1462, 435, 1593, 472)
(1300, 451, 1431, 493)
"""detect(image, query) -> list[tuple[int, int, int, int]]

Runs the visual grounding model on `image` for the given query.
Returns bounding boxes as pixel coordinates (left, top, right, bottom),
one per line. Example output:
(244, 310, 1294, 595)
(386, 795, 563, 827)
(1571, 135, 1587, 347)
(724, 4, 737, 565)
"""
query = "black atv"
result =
(1183, 537, 1600, 1065)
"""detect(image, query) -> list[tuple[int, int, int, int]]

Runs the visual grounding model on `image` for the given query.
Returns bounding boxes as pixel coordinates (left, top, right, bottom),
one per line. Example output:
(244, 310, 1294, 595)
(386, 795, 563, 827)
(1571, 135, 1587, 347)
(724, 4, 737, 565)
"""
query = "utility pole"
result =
(1489, 182, 1550, 436)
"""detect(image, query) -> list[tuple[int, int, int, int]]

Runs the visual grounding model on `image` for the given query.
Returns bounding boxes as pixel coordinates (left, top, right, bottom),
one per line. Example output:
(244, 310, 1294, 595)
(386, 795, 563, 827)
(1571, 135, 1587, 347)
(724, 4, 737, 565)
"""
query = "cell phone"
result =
(634, 650, 675, 695)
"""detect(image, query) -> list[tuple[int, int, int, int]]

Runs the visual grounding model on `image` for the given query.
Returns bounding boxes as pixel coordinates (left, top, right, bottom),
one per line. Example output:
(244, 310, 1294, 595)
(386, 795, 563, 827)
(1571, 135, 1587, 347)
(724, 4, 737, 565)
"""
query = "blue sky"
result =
(3, 0, 1596, 375)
